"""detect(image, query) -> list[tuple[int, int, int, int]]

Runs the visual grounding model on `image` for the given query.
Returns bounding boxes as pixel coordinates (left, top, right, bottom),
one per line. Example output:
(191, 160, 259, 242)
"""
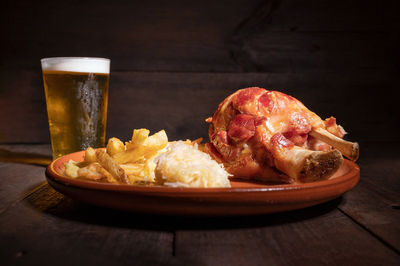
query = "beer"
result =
(41, 57, 110, 159)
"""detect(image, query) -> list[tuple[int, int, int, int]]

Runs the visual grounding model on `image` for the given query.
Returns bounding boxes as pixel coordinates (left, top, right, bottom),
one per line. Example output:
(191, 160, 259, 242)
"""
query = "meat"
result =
(205, 87, 359, 183)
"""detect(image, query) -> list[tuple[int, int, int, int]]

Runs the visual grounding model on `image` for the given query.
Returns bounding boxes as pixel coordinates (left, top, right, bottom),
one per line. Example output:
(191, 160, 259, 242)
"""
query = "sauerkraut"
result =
(154, 141, 231, 188)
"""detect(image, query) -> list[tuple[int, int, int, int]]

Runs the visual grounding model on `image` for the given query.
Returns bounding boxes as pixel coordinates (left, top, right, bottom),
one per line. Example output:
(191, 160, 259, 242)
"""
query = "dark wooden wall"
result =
(1, 0, 399, 144)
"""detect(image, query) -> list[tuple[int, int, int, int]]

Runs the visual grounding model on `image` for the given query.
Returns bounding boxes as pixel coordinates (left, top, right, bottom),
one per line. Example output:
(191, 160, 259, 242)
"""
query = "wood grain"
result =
(1, 0, 398, 71)
(239, 31, 399, 71)
(338, 141, 400, 252)
(0, 145, 51, 213)
(1, 0, 398, 144)
(174, 205, 400, 265)
(0, 143, 399, 266)
(1, 0, 399, 264)
(0, 192, 177, 266)
(1, 0, 261, 72)
(0, 70, 397, 144)
(0, 149, 176, 265)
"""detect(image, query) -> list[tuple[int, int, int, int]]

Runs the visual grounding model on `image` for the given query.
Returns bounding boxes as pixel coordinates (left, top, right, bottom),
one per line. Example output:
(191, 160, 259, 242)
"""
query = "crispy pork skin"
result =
(206, 87, 358, 183)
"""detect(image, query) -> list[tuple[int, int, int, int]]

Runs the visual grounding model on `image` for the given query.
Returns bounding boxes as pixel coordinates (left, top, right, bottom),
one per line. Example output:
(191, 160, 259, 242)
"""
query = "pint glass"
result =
(41, 57, 110, 159)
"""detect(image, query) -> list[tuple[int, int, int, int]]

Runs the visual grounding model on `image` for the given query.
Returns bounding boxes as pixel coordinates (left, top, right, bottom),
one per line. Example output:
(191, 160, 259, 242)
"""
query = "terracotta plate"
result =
(46, 150, 360, 216)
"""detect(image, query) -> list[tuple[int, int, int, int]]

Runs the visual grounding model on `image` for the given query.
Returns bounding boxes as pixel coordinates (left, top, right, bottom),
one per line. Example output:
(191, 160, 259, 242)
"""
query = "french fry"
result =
(106, 137, 125, 156)
(113, 147, 150, 164)
(84, 147, 97, 163)
(125, 128, 150, 150)
(144, 130, 168, 148)
(95, 150, 130, 184)
(120, 163, 145, 176)
(63, 128, 177, 186)
(113, 130, 168, 164)
(97, 165, 118, 183)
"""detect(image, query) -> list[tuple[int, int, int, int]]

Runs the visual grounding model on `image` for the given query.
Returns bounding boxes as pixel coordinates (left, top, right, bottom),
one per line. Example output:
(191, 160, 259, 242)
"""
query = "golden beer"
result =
(41, 58, 110, 159)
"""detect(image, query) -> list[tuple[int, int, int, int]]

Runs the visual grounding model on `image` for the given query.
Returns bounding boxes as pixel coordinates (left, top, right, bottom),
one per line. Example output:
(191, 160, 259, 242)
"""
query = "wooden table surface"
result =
(0, 141, 399, 265)
(1, 0, 400, 265)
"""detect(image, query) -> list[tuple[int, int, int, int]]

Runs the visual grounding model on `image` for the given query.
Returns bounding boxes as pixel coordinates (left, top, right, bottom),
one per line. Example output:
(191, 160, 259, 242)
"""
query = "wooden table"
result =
(1, 141, 399, 265)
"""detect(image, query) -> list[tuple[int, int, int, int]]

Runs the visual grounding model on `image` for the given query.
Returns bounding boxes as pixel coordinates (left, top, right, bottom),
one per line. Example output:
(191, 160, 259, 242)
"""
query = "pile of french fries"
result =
(64, 129, 169, 185)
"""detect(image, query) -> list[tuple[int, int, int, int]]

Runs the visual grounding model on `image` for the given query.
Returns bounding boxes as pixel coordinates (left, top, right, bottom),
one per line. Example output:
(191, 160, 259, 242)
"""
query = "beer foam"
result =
(41, 57, 110, 74)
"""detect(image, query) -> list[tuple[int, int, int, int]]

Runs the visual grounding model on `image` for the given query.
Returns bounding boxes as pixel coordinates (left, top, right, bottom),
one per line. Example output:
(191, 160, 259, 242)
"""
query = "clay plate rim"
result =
(46, 150, 360, 196)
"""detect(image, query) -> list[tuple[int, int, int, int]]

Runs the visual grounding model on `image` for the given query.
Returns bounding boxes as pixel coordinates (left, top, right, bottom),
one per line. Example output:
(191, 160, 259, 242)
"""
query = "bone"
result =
(309, 127, 359, 161)
(273, 146, 343, 183)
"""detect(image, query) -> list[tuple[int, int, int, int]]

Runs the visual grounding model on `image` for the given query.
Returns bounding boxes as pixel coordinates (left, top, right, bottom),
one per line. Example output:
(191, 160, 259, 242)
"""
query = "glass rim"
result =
(41, 57, 110, 63)
(41, 57, 110, 74)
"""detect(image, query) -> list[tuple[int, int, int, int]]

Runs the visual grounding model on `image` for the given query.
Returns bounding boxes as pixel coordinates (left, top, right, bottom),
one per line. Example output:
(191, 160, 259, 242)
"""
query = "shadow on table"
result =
(0, 148, 52, 166)
(25, 183, 343, 231)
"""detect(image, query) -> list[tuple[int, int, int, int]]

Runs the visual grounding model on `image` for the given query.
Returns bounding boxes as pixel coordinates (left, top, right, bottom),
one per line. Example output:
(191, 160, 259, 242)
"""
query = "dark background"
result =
(1, 0, 399, 146)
